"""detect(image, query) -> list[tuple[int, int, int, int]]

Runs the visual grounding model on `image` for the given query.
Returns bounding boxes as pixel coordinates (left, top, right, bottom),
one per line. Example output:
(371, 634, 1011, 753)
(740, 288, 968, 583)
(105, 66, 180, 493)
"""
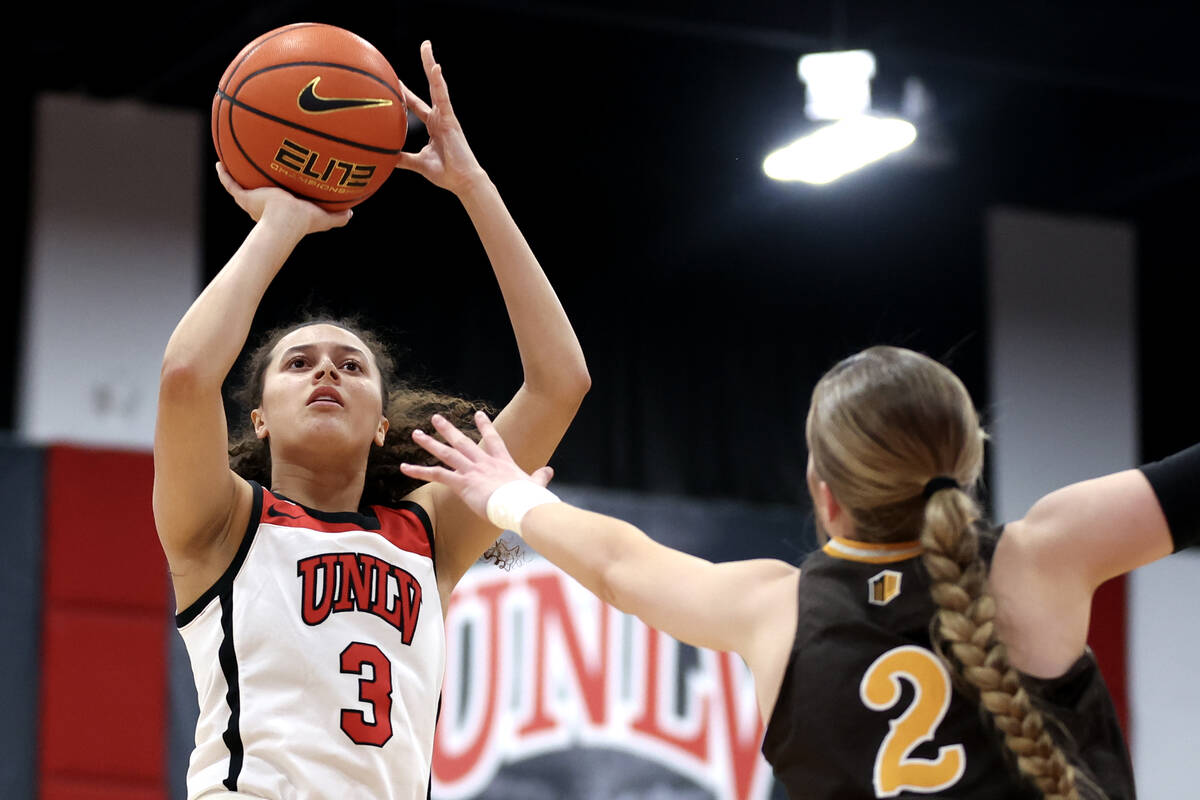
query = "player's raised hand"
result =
(394, 40, 487, 195)
(401, 411, 554, 522)
(215, 162, 352, 234)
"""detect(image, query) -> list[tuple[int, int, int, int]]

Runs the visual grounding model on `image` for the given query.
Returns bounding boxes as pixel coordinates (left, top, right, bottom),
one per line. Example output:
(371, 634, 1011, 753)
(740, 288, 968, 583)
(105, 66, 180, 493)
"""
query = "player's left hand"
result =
(401, 411, 555, 521)
(394, 40, 488, 195)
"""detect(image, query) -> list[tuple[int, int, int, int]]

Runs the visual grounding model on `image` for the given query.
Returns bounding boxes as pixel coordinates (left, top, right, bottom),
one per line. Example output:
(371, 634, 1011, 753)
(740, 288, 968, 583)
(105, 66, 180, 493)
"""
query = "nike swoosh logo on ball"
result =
(296, 77, 394, 113)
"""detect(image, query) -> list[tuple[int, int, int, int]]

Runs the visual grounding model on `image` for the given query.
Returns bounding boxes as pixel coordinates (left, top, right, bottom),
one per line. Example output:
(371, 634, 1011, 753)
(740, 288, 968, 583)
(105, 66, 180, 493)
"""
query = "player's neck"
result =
(269, 461, 367, 513)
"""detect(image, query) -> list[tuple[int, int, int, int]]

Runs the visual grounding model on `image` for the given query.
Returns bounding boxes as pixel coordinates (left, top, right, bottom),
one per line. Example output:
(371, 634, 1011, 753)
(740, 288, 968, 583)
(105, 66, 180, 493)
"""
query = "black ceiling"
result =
(14, 1, 1200, 502)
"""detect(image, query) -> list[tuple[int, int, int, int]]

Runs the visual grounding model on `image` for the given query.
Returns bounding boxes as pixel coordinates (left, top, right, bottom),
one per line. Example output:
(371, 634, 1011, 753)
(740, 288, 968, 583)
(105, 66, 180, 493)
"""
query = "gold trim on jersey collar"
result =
(823, 536, 923, 564)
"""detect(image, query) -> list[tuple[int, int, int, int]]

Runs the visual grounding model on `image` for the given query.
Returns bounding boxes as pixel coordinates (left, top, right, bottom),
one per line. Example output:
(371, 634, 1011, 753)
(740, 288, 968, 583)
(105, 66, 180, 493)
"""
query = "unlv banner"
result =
(430, 486, 811, 800)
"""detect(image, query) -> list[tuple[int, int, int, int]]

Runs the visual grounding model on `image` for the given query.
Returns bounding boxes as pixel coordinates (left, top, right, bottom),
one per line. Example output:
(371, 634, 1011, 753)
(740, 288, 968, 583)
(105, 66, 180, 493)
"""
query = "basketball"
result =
(212, 23, 407, 210)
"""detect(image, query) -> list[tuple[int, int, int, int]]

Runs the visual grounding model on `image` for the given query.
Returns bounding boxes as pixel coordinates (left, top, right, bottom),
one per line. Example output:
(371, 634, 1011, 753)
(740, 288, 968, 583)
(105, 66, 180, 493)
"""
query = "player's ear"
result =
(806, 457, 837, 524)
(252, 408, 269, 440)
(820, 482, 844, 523)
(375, 415, 389, 447)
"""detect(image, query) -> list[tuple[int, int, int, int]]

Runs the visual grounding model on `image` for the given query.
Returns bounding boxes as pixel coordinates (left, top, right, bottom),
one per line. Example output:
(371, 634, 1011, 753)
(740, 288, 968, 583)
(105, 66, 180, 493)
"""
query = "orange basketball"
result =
(212, 23, 407, 211)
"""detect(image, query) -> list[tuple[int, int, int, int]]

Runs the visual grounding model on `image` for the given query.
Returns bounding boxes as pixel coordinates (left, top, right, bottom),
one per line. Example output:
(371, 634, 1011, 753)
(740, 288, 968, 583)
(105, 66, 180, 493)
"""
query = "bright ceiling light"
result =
(798, 50, 876, 120)
(763, 116, 917, 184)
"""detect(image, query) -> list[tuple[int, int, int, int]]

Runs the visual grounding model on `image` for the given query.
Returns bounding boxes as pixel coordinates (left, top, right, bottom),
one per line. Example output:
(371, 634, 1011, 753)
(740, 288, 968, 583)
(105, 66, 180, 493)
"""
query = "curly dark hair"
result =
(226, 314, 518, 568)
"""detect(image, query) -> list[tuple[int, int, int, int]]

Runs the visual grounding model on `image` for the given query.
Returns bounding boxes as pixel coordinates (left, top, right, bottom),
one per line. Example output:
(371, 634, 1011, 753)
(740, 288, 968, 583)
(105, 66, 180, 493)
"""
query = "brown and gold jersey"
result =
(761, 531, 1134, 799)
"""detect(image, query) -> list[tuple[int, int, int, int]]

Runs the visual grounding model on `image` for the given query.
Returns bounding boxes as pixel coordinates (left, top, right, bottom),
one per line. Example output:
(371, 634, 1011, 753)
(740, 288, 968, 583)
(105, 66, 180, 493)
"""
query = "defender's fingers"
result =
(400, 461, 462, 488)
(531, 466, 555, 488)
(412, 428, 473, 470)
(474, 411, 513, 459)
(429, 413, 481, 454)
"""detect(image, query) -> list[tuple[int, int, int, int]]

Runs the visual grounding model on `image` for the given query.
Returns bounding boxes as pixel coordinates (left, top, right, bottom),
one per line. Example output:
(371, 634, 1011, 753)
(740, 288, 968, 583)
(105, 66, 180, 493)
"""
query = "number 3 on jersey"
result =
(859, 645, 966, 797)
(340, 642, 394, 746)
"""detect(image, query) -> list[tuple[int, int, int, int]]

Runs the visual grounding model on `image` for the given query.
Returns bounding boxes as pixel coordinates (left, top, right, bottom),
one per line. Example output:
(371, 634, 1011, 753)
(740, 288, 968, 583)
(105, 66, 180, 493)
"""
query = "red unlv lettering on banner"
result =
(431, 560, 772, 800)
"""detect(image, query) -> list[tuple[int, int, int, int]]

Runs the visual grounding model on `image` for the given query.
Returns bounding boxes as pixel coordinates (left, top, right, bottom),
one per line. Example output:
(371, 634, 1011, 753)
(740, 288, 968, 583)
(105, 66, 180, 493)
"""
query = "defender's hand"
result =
(401, 411, 554, 521)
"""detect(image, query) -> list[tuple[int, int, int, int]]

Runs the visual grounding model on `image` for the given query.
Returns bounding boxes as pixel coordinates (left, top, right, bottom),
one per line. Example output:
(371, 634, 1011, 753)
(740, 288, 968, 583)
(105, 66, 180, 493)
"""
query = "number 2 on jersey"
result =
(340, 641, 394, 746)
(859, 645, 966, 797)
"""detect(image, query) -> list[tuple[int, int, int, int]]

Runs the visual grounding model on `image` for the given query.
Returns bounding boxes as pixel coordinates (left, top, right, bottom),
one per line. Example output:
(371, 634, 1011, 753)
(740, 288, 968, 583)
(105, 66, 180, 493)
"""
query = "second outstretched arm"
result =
(395, 42, 590, 592)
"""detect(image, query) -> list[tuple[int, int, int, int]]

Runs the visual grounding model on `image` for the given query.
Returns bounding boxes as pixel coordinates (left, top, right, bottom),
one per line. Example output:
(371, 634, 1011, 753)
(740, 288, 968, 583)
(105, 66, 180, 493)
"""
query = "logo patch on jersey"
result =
(267, 503, 303, 519)
(297, 552, 422, 644)
(868, 569, 902, 606)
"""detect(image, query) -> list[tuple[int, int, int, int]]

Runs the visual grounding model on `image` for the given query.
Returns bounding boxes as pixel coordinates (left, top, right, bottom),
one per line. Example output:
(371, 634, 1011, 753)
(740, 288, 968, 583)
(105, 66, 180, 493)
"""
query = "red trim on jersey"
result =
(260, 489, 433, 559)
(373, 506, 435, 560)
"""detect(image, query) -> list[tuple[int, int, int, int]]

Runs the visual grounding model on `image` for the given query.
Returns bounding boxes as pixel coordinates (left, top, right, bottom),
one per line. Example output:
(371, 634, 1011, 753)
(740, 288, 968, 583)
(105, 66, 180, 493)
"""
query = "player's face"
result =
(254, 324, 388, 460)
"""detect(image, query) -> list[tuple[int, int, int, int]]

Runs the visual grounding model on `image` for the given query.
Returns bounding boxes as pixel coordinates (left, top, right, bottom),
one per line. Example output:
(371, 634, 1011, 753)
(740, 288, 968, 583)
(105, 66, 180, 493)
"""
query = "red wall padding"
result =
(1087, 575, 1128, 734)
(39, 446, 167, 798)
(42, 777, 166, 800)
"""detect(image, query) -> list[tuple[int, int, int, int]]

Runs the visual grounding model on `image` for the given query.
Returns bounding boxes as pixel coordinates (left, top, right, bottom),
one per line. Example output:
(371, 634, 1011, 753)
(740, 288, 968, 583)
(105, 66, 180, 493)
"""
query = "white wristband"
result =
(485, 480, 561, 535)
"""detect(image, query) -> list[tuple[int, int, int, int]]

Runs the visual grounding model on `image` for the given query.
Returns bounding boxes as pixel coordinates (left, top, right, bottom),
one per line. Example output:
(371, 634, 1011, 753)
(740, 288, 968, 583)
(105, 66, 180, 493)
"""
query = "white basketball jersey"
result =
(177, 482, 445, 800)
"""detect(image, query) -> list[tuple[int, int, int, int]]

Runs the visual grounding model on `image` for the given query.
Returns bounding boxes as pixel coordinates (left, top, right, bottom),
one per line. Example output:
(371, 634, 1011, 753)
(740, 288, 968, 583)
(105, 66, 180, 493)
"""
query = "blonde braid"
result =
(921, 488, 1078, 800)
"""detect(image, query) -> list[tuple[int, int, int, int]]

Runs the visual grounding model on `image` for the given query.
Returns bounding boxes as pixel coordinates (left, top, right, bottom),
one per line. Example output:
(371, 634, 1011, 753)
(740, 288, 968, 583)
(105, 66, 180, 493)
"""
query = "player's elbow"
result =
(571, 363, 592, 398)
(592, 554, 626, 611)
(158, 359, 203, 400)
(159, 352, 224, 401)
(526, 354, 591, 407)
(550, 361, 593, 405)
(592, 525, 651, 613)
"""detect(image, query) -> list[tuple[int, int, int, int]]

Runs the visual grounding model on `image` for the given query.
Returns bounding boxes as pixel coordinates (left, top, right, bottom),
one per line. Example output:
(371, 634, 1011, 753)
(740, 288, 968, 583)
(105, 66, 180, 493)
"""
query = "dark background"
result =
(12, 0, 1200, 509)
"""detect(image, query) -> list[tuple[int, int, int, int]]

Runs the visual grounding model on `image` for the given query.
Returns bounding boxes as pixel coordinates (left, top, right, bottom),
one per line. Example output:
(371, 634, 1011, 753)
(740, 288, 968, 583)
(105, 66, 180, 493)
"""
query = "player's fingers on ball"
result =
(430, 65, 454, 111)
(394, 151, 430, 175)
(215, 163, 240, 194)
(403, 86, 432, 120)
(420, 40, 436, 77)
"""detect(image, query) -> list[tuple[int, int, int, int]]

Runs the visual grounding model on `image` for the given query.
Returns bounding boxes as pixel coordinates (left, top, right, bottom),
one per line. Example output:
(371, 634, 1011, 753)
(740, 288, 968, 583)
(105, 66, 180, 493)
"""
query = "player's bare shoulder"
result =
(160, 472, 256, 611)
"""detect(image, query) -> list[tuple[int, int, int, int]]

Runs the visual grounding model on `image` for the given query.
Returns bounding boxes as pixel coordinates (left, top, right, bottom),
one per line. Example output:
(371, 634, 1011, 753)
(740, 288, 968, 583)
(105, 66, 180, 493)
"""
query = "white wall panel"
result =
(20, 93, 201, 448)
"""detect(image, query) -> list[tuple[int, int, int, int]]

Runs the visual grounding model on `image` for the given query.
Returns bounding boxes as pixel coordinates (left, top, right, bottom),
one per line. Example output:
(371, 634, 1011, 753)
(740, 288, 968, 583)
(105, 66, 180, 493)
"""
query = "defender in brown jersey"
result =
(402, 346, 1199, 800)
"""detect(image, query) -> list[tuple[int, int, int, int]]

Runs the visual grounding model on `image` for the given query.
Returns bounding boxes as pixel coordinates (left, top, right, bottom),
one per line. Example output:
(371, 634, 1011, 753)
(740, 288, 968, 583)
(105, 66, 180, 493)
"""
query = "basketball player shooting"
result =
(153, 40, 589, 800)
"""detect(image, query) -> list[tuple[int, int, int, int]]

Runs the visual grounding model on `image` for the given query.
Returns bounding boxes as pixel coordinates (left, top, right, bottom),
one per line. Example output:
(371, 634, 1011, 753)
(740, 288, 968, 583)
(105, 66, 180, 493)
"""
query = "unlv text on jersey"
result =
(297, 552, 422, 644)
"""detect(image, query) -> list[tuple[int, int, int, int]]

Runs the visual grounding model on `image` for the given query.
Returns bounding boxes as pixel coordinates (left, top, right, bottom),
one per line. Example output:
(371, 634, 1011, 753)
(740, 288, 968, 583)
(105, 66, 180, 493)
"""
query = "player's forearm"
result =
(456, 175, 590, 399)
(162, 213, 305, 386)
(520, 502, 733, 652)
(521, 502, 657, 611)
